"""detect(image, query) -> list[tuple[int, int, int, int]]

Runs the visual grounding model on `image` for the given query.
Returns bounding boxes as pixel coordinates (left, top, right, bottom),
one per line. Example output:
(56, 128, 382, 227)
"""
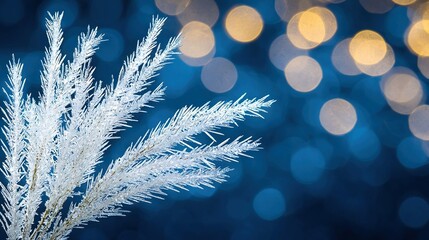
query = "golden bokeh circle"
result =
(298, 11, 326, 44)
(288, 7, 337, 49)
(393, 0, 416, 6)
(356, 43, 395, 76)
(225, 5, 264, 43)
(349, 30, 387, 65)
(287, 12, 320, 49)
(305, 7, 337, 42)
(407, 20, 429, 57)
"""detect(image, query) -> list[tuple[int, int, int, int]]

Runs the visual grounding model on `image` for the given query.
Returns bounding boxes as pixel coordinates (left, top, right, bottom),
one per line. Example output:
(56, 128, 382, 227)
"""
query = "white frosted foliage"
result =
(0, 13, 273, 240)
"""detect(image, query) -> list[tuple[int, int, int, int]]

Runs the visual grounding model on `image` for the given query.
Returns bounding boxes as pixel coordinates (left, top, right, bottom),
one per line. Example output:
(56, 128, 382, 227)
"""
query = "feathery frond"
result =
(0, 13, 273, 240)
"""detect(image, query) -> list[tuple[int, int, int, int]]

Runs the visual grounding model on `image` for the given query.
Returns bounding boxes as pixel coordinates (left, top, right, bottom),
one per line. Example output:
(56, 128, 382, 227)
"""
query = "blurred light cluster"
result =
(152, 0, 429, 234)
(3, 0, 429, 238)
(287, 7, 337, 49)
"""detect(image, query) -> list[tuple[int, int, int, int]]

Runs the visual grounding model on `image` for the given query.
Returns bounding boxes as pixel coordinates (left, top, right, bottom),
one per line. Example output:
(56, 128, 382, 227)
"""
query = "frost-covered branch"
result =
(22, 12, 67, 239)
(0, 12, 273, 240)
(0, 58, 26, 240)
(49, 137, 261, 239)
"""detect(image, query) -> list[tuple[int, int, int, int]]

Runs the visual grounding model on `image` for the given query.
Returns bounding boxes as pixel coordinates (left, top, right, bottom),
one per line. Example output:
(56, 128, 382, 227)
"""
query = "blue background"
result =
(0, 0, 428, 239)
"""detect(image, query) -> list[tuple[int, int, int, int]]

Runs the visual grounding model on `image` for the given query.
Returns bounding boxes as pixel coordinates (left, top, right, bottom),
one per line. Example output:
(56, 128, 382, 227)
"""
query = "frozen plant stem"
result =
(0, 12, 274, 240)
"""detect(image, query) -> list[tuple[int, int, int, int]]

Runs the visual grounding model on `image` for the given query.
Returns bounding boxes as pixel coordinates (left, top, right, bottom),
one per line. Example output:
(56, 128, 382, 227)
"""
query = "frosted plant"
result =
(0, 13, 273, 240)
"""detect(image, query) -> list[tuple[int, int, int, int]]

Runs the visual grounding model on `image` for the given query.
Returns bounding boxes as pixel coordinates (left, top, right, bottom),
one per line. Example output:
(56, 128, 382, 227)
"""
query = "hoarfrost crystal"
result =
(0, 13, 273, 239)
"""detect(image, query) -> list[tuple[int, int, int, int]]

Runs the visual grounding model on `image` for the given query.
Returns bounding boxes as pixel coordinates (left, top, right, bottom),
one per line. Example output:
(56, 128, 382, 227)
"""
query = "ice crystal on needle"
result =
(0, 13, 273, 239)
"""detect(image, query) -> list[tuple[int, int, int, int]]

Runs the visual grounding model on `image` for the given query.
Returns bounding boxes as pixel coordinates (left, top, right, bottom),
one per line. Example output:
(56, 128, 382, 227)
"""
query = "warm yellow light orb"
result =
(225, 5, 264, 43)
(288, 7, 337, 49)
(287, 12, 320, 49)
(298, 11, 326, 44)
(407, 20, 429, 57)
(356, 43, 395, 76)
(393, 0, 416, 6)
(306, 7, 337, 42)
(349, 30, 387, 65)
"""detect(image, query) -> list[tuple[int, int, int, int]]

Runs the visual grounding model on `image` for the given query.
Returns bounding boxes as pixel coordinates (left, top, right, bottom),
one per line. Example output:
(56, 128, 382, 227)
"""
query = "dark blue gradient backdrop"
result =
(0, 0, 428, 239)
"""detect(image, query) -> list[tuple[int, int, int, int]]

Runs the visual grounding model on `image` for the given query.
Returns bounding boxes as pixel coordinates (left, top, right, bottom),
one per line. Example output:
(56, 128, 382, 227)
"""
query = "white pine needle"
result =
(0, 13, 274, 240)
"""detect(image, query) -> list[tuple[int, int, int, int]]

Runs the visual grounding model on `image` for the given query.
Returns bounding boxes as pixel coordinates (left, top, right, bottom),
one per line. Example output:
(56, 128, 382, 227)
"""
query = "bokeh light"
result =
(407, 20, 429, 57)
(177, 0, 219, 27)
(298, 11, 325, 44)
(275, 0, 312, 22)
(300, 7, 337, 43)
(4, 0, 429, 239)
(323, 0, 346, 3)
(179, 47, 215, 67)
(397, 137, 428, 169)
(359, 0, 394, 14)
(399, 196, 429, 228)
(290, 147, 326, 184)
(287, 12, 320, 50)
(155, 0, 190, 16)
(409, 105, 429, 141)
(349, 30, 387, 65)
(159, 59, 194, 98)
(287, 7, 337, 50)
(179, 21, 215, 58)
(95, 28, 124, 62)
(269, 34, 308, 71)
(225, 5, 263, 43)
(355, 43, 395, 76)
(408, 1, 429, 22)
(319, 98, 357, 135)
(201, 57, 237, 93)
(284, 56, 322, 93)
(417, 56, 429, 79)
(347, 128, 381, 162)
(253, 188, 286, 221)
(393, 0, 416, 6)
(381, 68, 423, 115)
(331, 38, 361, 76)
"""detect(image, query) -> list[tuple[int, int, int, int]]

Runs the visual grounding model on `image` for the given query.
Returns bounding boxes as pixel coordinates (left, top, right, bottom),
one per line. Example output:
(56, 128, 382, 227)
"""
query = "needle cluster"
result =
(0, 13, 273, 239)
